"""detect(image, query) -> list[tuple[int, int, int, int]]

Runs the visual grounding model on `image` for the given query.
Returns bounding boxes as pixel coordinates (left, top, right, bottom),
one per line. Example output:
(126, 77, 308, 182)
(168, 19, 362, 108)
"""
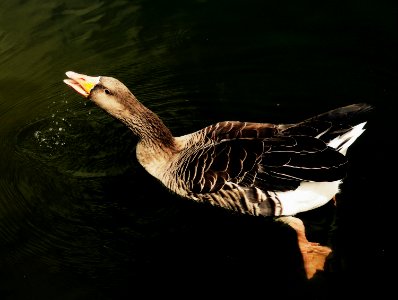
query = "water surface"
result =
(0, 0, 394, 298)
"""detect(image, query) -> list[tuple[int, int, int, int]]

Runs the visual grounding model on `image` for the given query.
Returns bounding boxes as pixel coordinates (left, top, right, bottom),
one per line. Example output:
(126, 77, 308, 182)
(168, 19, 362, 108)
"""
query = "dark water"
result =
(0, 0, 395, 298)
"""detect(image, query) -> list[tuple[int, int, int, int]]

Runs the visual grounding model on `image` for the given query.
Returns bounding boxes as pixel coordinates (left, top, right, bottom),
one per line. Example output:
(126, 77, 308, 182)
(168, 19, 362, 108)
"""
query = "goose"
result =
(64, 71, 372, 218)
(64, 71, 372, 279)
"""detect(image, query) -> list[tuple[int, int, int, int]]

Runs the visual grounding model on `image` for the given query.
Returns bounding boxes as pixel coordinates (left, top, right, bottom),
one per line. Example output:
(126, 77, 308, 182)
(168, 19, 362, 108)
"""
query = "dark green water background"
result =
(0, 0, 395, 299)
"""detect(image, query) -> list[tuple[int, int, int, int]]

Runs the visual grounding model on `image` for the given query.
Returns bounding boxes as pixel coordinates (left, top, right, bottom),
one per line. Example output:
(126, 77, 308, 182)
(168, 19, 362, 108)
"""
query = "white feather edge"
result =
(328, 122, 367, 155)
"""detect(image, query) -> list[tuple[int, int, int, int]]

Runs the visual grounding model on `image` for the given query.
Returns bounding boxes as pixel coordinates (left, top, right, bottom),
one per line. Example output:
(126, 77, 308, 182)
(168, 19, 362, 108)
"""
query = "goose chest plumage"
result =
(64, 71, 372, 217)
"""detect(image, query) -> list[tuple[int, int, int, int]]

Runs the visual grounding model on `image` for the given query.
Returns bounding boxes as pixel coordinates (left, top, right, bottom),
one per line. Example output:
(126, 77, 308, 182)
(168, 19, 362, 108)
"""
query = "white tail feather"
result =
(327, 122, 366, 155)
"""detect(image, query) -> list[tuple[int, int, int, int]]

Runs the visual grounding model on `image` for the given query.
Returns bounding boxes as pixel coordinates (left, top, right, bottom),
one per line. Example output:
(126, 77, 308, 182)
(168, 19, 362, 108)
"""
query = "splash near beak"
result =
(63, 71, 100, 97)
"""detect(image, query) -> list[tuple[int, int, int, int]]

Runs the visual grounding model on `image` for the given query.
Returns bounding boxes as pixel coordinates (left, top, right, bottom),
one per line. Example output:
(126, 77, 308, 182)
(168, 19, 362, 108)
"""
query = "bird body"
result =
(64, 71, 372, 217)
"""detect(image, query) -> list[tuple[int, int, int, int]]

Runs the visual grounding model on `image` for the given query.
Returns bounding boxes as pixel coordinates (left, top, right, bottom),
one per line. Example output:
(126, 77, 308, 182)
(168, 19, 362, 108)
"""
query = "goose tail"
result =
(327, 121, 367, 155)
(282, 103, 373, 155)
(312, 103, 372, 155)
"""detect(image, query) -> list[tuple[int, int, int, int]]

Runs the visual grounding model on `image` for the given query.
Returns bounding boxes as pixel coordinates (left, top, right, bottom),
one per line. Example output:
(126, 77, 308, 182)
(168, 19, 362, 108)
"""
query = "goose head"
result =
(64, 71, 142, 121)
(63, 71, 175, 147)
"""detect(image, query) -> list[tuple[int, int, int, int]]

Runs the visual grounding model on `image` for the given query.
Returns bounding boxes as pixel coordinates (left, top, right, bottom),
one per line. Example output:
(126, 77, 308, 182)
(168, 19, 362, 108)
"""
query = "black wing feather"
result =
(181, 121, 349, 195)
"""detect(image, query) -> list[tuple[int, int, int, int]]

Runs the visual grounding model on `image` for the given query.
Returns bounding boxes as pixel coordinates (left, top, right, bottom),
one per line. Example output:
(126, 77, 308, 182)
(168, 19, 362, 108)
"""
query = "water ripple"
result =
(0, 74, 192, 278)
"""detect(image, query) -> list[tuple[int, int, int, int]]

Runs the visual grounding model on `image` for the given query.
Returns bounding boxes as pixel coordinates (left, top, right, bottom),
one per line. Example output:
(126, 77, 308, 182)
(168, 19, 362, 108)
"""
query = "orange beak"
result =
(63, 71, 100, 97)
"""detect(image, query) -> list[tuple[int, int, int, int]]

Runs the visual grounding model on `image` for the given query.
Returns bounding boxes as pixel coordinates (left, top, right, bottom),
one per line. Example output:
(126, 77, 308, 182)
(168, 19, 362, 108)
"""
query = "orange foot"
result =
(332, 195, 337, 206)
(278, 216, 332, 279)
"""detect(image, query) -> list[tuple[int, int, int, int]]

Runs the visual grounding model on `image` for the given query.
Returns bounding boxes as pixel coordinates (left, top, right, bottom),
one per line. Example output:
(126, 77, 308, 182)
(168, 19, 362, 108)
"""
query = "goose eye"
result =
(104, 89, 111, 95)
